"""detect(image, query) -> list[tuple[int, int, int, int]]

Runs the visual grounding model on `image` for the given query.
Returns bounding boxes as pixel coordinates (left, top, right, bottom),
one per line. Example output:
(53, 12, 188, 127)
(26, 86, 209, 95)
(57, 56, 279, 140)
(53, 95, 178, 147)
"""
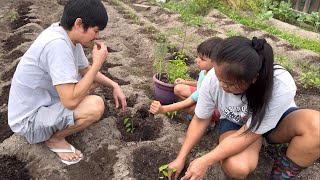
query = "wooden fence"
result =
(288, 0, 319, 13)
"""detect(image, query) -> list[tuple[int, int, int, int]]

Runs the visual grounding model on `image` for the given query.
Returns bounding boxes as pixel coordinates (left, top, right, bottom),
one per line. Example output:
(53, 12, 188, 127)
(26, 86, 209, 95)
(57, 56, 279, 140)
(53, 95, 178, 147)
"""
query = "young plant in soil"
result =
(123, 117, 135, 133)
(8, 9, 18, 22)
(158, 164, 177, 179)
(165, 111, 177, 119)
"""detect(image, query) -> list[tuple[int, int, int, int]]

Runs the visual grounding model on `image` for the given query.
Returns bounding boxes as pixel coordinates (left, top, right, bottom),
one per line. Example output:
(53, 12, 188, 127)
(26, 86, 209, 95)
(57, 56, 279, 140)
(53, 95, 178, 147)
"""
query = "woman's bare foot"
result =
(45, 137, 82, 161)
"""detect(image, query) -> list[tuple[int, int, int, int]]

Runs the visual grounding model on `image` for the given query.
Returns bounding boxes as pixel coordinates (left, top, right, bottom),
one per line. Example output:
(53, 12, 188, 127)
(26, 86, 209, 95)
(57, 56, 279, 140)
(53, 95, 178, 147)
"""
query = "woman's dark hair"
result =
(216, 36, 274, 134)
(197, 37, 223, 61)
(60, 0, 108, 31)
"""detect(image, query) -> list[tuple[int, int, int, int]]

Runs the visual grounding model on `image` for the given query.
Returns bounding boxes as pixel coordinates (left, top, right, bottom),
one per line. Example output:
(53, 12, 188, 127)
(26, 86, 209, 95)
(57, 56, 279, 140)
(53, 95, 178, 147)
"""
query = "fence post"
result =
(303, 0, 311, 12)
(294, 0, 301, 10)
(312, 0, 320, 12)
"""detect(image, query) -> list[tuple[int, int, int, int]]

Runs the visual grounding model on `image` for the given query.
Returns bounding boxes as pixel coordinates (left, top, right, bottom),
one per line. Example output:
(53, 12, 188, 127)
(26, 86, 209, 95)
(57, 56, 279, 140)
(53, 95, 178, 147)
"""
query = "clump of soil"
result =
(0, 84, 11, 106)
(223, 20, 234, 25)
(66, 145, 117, 179)
(0, 111, 12, 143)
(116, 105, 162, 142)
(241, 25, 258, 33)
(4, 50, 24, 62)
(278, 43, 300, 51)
(126, 93, 138, 107)
(0, 155, 31, 180)
(2, 31, 32, 52)
(1, 63, 18, 82)
(100, 70, 130, 86)
(261, 33, 281, 42)
(196, 28, 219, 37)
(133, 145, 187, 180)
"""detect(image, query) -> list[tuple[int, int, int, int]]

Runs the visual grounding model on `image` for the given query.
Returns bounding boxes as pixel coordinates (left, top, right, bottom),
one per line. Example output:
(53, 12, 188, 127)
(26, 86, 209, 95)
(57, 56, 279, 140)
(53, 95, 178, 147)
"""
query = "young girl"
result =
(149, 37, 222, 129)
(166, 36, 320, 180)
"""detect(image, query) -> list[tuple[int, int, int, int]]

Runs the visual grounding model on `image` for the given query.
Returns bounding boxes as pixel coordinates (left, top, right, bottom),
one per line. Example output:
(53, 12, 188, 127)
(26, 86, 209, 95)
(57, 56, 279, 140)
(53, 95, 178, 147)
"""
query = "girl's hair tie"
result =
(252, 37, 267, 51)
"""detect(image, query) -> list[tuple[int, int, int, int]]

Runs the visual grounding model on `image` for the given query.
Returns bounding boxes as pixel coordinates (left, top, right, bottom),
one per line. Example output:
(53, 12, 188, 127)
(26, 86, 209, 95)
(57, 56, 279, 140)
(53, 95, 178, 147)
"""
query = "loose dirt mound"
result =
(0, 155, 30, 180)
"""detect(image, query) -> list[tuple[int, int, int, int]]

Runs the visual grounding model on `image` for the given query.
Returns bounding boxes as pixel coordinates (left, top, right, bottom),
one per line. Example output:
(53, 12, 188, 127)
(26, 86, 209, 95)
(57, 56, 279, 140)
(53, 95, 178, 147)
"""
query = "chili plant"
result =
(123, 117, 135, 133)
(158, 164, 177, 179)
(165, 111, 177, 119)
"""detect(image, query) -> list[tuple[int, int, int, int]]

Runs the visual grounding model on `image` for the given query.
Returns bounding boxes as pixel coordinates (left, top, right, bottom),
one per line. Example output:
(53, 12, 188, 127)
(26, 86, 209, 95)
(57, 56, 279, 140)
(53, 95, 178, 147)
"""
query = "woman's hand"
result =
(149, 100, 163, 114)
(174, 78, 186, 85)
(182, 157, 210, 180)
(168, 158, 186, 180)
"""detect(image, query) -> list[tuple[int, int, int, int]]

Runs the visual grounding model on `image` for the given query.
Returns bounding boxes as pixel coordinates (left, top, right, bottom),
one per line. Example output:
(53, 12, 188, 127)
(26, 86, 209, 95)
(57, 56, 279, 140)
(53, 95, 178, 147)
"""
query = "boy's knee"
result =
(222, 159, 252, 179)
(174, 84, 184, 96)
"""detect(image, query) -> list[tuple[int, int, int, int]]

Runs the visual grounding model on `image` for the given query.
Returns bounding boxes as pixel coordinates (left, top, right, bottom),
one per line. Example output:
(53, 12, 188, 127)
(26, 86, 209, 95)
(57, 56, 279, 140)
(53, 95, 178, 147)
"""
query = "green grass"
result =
(298, 62, 320, 88)
(274, 54, 294, 73)
(161, 1, 214, 27)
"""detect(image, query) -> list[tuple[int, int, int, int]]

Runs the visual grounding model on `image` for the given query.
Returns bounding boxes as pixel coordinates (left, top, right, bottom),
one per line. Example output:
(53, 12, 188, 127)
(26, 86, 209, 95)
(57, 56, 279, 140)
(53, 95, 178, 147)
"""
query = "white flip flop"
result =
(50, 144, 83, 165)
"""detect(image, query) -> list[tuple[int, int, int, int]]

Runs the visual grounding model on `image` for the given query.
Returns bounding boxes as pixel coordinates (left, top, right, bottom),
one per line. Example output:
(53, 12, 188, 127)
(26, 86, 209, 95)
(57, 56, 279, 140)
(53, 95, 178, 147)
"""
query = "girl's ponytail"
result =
(245, 37, 274, 133)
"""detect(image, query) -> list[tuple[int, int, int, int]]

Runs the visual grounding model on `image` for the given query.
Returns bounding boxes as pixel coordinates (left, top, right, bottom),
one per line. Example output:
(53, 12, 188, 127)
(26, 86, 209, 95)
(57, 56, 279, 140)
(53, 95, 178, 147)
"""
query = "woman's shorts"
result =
(23, 102, 75, 144)
(219, 107, 300, 142)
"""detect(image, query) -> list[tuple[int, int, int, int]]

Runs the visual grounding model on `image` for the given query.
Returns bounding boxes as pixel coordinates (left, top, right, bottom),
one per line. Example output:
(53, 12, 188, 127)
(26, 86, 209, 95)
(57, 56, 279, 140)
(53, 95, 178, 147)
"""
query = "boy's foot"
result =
(45, 138, 82, 163)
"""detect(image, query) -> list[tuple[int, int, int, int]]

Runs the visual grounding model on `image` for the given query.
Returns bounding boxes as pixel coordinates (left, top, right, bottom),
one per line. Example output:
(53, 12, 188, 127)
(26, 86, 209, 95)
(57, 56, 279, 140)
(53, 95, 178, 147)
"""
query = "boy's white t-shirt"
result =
(195, 66, 297, 134)
(8, 22, 89, 134)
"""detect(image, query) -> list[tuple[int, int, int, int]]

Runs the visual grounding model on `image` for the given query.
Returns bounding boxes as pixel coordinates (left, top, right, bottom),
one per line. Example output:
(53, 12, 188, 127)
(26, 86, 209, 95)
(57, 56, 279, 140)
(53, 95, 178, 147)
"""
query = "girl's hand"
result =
(168, 158, 186, 180)
(149, 100, 163, 114)
(174, 78, 185, 85)
(182, 157, 209, 180)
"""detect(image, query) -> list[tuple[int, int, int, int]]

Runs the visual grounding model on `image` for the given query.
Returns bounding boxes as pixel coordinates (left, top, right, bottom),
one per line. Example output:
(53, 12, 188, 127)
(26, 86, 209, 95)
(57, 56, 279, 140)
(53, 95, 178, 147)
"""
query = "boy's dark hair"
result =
(216, 36, 274, 134)
(60, 0, 108, 31)
(197, 37, 223, 61)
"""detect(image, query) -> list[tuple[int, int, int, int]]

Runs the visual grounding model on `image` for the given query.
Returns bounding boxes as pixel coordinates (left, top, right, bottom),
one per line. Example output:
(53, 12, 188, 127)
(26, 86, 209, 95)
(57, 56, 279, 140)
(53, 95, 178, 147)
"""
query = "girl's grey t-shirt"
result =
(195, 66, 297, 134)
(8, 23, 89, 134)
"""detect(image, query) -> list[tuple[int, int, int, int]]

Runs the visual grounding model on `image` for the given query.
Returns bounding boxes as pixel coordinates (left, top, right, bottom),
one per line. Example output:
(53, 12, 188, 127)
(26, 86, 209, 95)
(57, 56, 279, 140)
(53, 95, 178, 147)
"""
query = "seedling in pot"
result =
(123, 117, 135, 133)
(158, 164, 177, 179)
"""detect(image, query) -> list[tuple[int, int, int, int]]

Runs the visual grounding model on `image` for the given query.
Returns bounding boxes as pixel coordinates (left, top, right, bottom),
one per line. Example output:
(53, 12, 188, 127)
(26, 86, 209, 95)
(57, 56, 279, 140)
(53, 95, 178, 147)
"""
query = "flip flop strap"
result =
(50, 145, 76, 153)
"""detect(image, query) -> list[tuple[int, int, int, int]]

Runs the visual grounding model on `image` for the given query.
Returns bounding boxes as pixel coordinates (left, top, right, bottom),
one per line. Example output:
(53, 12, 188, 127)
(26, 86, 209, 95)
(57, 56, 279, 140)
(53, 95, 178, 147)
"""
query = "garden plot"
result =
(0, 0, 319, 179)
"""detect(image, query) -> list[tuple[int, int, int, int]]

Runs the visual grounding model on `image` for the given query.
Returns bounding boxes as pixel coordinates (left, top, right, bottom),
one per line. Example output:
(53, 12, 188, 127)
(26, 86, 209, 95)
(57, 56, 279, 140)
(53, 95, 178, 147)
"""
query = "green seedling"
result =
(165, 111, 177, 119)
(8, 9, 18, 22)
(158, 164, 177, 179)
(123, 117, 135, 133)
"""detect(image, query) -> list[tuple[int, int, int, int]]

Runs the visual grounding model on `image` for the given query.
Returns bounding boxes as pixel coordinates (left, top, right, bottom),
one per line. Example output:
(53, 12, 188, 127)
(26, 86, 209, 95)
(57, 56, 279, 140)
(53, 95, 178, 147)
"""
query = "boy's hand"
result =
(92, 41, 108, 67)
(149, 100, 163, 114)
(174, 78, 185, 85)
(112, 84, 127, 112)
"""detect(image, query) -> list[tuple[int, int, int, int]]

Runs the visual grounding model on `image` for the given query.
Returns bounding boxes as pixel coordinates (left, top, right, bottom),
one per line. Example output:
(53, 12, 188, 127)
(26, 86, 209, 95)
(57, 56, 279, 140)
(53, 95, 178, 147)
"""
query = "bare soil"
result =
(0, 0, 319, 179)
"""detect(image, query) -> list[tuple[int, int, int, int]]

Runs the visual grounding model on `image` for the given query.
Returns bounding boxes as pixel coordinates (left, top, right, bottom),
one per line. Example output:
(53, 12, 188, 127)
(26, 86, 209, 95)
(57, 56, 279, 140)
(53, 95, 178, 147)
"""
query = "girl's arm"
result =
(175, 114, 210, 161)
(150, 97, 196, 114)
(203, 125, 261, 166)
